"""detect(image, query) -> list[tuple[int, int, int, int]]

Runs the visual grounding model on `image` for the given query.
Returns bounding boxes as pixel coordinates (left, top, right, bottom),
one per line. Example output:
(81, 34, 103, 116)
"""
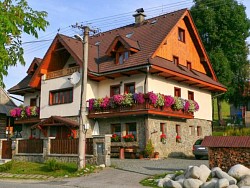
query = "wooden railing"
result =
(50, 138, 93, 155)
(18, 139, 43, 153)
(46, 66, 80, 80)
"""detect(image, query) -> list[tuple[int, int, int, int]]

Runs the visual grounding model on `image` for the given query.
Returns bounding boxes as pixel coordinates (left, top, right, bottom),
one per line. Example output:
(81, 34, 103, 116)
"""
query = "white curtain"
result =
(92, 121, 100, 135)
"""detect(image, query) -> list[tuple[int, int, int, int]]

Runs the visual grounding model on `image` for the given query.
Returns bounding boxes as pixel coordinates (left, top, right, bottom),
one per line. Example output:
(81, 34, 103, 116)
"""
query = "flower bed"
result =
(88, 92, 199, 113)
(10, 106, 39, 118)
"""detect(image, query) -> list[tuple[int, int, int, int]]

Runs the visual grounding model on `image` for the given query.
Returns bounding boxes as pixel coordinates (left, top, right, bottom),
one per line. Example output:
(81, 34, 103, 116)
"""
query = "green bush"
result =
(0, 160, 14, 172)
(45, 159, 62, 171)
(224, 127, 250, 136)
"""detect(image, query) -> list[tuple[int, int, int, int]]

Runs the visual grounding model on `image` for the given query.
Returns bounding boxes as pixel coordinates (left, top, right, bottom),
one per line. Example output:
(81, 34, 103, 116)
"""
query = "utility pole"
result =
(73, 25, 89, 170)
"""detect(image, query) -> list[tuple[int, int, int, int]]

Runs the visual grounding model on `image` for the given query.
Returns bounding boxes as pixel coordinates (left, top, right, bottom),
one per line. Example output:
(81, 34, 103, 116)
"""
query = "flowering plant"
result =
(133, 93, 145, 104)
(122, 93, 133, 106)
(93, 98, 102, 109)
(147, 91, 158, 106)
(176, 135, 181, 143)
(156, 93, 165, 107)
(160, 134, 167, 144)
(172, 97, 184, 110)
(122, 134, 135, 142)
(10, 106, 39, 118)
(113, 94, 124, 105)
(100, 96, 110, 108)
(88, 98, 95, 111)
(111, 134, 120, 142)
(164, 95, 175, 107)
(184, 100, 199, 112)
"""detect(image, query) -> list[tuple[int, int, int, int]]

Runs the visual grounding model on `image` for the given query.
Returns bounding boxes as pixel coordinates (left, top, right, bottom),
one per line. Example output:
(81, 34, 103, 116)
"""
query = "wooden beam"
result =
(178, 79, 189, 83)
(137, 69, 147, 74)
(151, 71, 162, 75)
(54, 47, 66, 52)
(41, 123, 65, 126)
(105, 76, 115, 80)
(121, 73, 130, 77)
(165, 75, 176, 79)
(189, 83, 199, 86)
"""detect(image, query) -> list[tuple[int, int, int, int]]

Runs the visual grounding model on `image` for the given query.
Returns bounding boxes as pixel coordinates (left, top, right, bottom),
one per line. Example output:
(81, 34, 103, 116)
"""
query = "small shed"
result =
(202, 136, 250, 172)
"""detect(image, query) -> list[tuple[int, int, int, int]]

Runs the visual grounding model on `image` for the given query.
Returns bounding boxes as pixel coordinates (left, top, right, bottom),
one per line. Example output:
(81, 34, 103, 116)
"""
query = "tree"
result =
(0, 0, 49, 87)
(190, 0, 250, 124)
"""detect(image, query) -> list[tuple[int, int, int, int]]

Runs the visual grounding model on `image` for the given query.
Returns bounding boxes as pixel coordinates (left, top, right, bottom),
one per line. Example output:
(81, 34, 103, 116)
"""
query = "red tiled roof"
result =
(201, 136, 250, 148)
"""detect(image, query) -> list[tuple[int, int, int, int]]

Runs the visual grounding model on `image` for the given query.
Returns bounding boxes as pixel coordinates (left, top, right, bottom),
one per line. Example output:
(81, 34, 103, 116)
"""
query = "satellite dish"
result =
(70, 72, 80, 85)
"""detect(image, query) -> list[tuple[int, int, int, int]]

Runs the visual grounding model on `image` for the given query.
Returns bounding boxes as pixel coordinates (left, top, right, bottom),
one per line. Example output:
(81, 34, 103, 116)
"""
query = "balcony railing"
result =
(88, 99, 194, 119)
(46, 66, 80, 80)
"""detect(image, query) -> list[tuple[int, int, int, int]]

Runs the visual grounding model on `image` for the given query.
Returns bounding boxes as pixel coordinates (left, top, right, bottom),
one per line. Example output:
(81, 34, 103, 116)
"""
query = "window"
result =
(116, 51, 129, 64)
(176, 124, 181, 136)
(174, 87, 181, 97)
(178, 28, 185, 42)
(110, 85, 120, 97)
(173, 56, 179, 65)
(188, 91, 194, 100)
(197, 126, 202, 136)
(189, 126, 195, 136)
(111, 124, 121, 140)
(126, 123, 137, 141)
(124, 82, 135, 94)
(187, 61, 192, 70)
(30, 98, 36, 106)
(50, 127, 57, 137)
(49, 88, 73, 105)
(160, 123, 166, 134)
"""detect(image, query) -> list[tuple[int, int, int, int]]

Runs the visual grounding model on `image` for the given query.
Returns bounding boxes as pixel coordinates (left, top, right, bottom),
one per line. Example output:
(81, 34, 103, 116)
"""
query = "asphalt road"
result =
(0, 158, 208, 188)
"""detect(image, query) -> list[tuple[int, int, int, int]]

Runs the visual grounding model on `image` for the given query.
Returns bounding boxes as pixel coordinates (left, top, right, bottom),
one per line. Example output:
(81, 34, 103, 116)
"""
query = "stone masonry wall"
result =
(208, 147, 250, 172)
(148, 116, 212, 157)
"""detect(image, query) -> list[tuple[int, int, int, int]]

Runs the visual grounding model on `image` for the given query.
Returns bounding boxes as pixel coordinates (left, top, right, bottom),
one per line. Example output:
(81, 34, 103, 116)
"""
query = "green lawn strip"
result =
(140, 173, 168, 187)
(0, 160, 98, 178)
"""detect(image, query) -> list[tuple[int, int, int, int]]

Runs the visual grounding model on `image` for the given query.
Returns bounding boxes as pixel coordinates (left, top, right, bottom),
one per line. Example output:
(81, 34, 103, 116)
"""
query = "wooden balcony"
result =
(88, 100, 194, 119)
(46, 66, 80, 80)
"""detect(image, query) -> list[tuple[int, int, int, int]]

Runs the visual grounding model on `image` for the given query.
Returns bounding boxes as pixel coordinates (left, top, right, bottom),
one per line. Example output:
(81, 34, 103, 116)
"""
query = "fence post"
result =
(93, 134, 111, 167)
(43, 138, 49, 161)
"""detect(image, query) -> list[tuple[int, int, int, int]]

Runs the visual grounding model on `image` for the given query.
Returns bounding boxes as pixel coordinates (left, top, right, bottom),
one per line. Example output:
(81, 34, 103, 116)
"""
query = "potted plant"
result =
(160, 134, 167, 144)
(176, 135, 182, 143)
(139, 150, 145, 159)
(154, 151, 159, 159)
(144, 139, 154, 158)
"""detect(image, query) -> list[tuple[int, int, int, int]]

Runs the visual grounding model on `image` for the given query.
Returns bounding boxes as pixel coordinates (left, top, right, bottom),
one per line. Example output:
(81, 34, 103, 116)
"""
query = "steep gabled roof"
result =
(22, 8, 225, 92)
(8, 57, 42, 95)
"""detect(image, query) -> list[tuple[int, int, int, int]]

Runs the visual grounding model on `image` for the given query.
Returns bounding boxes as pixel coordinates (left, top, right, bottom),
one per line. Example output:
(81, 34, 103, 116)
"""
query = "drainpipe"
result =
(144, 65, 150, 94)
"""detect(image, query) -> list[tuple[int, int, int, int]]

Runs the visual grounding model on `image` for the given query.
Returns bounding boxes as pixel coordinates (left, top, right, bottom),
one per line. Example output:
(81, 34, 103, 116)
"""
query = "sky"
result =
(4, 0, 250, 104)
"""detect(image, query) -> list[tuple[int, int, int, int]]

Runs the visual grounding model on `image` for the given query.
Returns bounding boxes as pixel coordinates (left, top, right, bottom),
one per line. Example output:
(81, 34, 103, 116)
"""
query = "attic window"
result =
(178, 28, 185, 42)
(126, 32, 134, 38)
(116, 51, 129, 64)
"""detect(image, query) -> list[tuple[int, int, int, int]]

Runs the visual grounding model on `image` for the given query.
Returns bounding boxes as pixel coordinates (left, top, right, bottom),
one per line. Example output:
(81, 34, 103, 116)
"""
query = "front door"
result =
(2, 140, 12, 159)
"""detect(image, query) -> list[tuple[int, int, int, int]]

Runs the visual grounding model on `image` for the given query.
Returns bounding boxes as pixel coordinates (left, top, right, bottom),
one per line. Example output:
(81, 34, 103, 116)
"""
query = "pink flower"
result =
(88, 99, 95, 111)
(113, 94, 124, 105)
(133, 93, 145, 104)
(164, 95, 175, 107)
(100, 96, 110, 108)
(26, 106, 31, 117)
(10, 109, 17, 117)
(148, 91, 158, 105)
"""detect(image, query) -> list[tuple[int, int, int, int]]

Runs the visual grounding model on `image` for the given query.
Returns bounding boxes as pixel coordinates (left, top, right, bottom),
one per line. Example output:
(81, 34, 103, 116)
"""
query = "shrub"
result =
(45, 159, 62, 171)
(0, 161, 14, 172)
(144, 139, 154, 158)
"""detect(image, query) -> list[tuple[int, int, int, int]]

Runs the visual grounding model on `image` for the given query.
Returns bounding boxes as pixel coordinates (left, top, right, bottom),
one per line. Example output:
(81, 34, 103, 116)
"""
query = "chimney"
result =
(133, 8, 146, 24)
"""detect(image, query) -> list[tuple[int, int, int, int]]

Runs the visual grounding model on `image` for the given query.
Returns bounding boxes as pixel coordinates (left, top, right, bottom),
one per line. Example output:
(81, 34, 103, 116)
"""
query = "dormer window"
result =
(106, 36, 140, 65)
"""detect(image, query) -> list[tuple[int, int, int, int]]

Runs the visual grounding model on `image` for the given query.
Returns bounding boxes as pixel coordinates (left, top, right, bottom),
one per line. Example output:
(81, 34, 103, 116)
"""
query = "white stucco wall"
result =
(40, 74, 81, 119)
(23, 91, 40, 106)
(147, 74, 212, 121)
(96, 74, 145, 99)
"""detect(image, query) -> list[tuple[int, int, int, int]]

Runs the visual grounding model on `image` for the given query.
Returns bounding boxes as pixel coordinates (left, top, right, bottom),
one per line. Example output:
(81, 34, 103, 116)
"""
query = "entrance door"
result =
(2, 140, 12, 159)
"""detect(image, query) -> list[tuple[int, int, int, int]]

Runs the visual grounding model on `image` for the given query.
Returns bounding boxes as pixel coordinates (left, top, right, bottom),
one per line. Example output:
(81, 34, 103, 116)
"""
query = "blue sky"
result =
(4, 0, 250, 104)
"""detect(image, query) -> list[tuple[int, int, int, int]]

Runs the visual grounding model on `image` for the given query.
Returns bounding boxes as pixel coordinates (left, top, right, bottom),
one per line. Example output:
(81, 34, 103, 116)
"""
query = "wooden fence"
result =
(50, 138, 93, 155)
(18, 139, 43, 153)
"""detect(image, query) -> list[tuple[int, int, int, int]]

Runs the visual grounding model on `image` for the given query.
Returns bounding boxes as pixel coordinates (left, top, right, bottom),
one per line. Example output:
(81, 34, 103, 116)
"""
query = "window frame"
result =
(124, 82, 135, 94)
(116, 51, 130, 64)
(30, 98, 36, 106)
(187, 61, 192, 70)
(174, 87, 181, 97)
(111, 124, 121, 140)
(49, 87, 73, 105)
(125, 122, 137, 141)
(197, 126, 202, 136)
(188, 91, 194, 100)
(178, 28, 185, 42)
(110, 84, 120, 97)
(176, 124, 181, 136)
(173, 56, 179, 65)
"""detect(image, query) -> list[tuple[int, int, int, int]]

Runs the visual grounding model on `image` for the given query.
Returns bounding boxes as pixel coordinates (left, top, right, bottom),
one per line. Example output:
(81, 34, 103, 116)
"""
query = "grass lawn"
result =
(0, 160, 98, 178)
